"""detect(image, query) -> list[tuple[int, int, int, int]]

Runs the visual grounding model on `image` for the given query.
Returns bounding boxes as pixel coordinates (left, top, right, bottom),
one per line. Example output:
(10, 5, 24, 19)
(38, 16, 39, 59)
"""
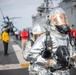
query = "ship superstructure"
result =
(32, 0, 52, 27)
(60, 0, 76, 28)
(32, 0, 76, 29)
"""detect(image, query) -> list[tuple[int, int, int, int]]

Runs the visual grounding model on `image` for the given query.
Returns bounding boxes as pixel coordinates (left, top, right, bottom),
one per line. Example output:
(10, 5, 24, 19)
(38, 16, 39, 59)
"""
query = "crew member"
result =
(2, 27, 10, 56)
(21, 29, 28, 52)
(23, 24, 46, 60)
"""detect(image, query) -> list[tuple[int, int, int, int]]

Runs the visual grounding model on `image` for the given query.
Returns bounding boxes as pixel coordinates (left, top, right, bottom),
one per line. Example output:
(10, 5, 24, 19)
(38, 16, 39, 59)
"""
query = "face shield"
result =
(49, 7, 70, 34)
(50, 13, 68, 26)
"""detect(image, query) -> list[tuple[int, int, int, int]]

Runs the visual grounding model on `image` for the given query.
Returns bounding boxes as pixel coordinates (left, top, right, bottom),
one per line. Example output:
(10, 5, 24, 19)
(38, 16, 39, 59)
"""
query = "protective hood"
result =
(32, 23, 46, 34)
(48, 7, 70, 35)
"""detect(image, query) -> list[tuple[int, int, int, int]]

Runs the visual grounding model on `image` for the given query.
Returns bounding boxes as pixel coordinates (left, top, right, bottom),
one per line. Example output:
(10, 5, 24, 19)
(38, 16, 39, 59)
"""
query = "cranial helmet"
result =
(49, 7, 70, 34)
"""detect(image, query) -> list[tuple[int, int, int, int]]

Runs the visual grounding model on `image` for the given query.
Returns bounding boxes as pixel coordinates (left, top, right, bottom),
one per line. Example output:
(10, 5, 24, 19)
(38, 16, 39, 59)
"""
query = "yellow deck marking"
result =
(21, 63, 30, 68)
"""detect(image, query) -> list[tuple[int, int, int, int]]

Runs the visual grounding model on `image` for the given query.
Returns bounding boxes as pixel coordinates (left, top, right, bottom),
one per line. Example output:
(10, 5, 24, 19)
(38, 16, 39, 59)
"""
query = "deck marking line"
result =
(0, 64, 21, 70)
(12, 45, 29, 64)
(0, 63, 30, 70)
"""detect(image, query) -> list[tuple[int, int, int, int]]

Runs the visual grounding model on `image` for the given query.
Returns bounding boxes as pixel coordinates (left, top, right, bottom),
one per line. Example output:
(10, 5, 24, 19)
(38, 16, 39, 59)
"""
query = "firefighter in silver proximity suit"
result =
(23, 23, 46, 60)
(28, 7, 76, 75)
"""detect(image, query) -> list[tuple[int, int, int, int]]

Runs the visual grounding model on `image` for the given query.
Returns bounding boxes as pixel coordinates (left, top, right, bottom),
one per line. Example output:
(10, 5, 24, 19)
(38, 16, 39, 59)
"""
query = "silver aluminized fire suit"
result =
(27, 29, 74, 75)
(27, 7, 76, 75)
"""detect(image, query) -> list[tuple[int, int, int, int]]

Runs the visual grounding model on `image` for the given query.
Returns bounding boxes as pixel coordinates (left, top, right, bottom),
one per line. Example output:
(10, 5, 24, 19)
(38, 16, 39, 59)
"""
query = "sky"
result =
(0, 0, 44, 32)
(0, 0, 63, 33)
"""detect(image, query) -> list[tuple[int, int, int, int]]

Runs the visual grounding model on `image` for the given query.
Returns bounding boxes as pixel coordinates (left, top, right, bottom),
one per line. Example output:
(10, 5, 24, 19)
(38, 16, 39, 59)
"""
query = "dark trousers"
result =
(3, 41, 8, 54)
(15, 34, 18, 40)
(75, 38, 76, 47)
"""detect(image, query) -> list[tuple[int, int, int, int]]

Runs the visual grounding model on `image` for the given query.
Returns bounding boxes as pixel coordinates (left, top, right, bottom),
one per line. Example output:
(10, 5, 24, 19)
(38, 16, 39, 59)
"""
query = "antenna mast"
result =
(44, 0, 49, 13)
(0, 9, 5, 20)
